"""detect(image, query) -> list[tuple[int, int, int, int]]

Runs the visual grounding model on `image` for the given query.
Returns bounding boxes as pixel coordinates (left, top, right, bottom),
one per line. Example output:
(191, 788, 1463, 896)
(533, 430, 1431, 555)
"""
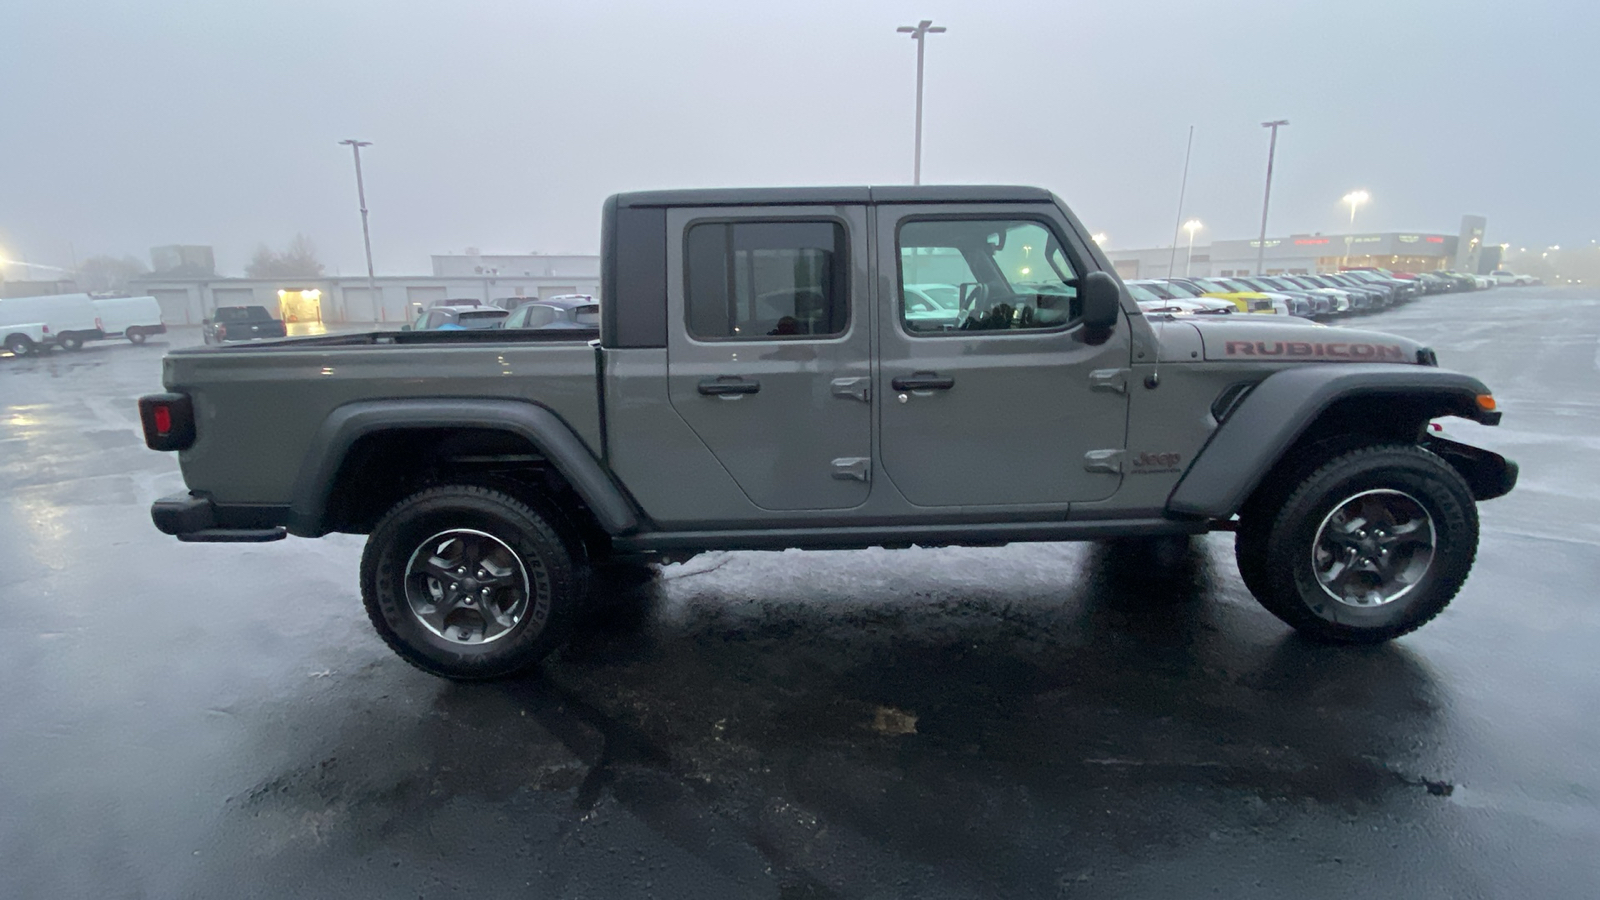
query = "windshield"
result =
(1125, 283, 1166, 303)
(1158, 280, 1204, 299)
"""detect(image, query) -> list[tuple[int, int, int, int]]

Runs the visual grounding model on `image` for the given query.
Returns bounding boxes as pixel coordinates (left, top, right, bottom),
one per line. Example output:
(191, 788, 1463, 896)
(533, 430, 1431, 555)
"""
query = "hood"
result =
(1189, 317, 1426, 364)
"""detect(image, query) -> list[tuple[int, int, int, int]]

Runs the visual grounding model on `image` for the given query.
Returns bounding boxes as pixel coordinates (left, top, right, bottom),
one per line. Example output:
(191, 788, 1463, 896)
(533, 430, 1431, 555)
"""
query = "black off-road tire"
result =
(5, 335, 36, 357)
(360, 484, 587, 680)
(1235, 443, 1478, 643)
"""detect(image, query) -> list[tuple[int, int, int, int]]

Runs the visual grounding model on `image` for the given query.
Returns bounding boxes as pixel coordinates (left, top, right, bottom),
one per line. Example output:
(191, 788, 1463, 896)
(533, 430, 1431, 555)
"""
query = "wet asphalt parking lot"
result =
(2, 289, 1597, 898)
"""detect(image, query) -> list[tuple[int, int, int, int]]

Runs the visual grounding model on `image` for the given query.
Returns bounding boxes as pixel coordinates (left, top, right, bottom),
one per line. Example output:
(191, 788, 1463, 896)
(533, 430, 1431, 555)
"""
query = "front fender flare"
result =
(1166, 364, 1497, 519)
(287, 398, 639, 537)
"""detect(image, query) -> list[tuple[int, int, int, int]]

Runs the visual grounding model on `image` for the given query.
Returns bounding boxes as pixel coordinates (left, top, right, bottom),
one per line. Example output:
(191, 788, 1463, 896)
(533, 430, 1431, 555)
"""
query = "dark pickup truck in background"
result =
(202, 306, 288, 344)
(140, 185, 1516, 681)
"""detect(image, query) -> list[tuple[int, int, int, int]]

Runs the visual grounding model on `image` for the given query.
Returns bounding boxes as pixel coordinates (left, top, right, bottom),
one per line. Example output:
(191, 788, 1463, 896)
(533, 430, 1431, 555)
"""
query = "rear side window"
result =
(459, 311, 508, 329)
(684, 220, 849, 340)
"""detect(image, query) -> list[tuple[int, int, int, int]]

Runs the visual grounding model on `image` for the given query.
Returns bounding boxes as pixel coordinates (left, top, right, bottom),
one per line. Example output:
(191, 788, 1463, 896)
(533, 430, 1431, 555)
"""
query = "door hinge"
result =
(1089, 368, 1130, 394)
(831, 457, 871, 482)
(1083, 449, 1125, 474)
(830, 377, 870, 403)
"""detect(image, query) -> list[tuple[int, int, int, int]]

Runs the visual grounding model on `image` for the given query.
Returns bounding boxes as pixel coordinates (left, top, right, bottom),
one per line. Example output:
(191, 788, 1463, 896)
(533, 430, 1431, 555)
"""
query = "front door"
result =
(666, 206, 872, 511)
(876, 205, 1131, 508)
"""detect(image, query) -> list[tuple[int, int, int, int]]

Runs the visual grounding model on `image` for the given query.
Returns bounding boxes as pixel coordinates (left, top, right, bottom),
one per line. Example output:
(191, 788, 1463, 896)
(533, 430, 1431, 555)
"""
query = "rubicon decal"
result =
(1224, 340, 1406, 361)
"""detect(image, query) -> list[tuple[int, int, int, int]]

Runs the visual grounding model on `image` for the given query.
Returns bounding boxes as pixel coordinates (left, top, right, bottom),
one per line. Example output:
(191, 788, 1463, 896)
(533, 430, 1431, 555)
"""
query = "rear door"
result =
(665, 205, 872, 511)
(876, 204, 1131, 507)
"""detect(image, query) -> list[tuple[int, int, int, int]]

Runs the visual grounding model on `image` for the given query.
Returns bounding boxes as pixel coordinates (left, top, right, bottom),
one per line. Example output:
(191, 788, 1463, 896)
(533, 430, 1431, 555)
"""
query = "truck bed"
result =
(163, 330, 604, 506)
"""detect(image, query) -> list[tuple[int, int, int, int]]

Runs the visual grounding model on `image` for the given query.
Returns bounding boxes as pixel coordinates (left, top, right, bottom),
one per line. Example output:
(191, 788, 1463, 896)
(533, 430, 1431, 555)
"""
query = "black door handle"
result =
(698, 377, 761, 396)
(892, 372, 955, 391)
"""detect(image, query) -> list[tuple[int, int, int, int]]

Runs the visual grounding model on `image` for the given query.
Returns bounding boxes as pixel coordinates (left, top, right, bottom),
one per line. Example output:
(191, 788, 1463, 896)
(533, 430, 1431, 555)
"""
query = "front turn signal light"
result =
(1476, 394, 1497, 411)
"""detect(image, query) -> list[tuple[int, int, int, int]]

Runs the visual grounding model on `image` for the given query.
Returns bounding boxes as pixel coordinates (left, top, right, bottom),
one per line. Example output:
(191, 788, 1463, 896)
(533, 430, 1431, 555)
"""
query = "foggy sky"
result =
(2, 0, 1594, 277)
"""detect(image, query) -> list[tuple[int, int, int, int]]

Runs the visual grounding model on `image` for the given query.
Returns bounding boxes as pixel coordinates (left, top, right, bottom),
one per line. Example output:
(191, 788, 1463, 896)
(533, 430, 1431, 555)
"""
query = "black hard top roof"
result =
(612, 185, 1054, 208)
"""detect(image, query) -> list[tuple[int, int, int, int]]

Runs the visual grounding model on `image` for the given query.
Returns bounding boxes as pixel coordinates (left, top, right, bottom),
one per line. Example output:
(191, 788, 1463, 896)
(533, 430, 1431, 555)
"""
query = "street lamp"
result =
(1183, 219, 1203, 276)
(1254, 119, 1289, 276)
(1341, 189, 1369, 269)
(339, 139, 380, 322)
(896, 19, 946, 185)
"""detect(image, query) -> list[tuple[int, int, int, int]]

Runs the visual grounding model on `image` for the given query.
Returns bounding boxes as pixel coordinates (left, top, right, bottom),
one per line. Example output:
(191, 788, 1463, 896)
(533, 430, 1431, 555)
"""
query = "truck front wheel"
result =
(1235, 444, 1478, 643)
(360, 484, 585, 679)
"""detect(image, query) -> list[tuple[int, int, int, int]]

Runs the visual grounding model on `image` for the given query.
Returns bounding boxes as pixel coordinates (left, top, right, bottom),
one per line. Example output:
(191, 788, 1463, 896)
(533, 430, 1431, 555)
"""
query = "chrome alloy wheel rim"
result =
(1311, 489, 1436, 608)
(404, 529, 530, 644)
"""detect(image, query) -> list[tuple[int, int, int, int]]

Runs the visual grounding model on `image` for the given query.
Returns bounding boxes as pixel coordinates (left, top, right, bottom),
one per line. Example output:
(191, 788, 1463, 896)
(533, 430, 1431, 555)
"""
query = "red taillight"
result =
(96, 317, 104, 331)
(41, 325, 50, 334)
(216, 324, 227, 339)
(138, 393, 194, 451)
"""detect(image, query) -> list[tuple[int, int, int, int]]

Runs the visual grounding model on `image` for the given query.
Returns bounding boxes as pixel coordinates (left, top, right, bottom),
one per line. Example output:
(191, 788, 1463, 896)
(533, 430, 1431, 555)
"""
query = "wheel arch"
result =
(288, 399, 639, 539)
(1167, 363, 1500, 520)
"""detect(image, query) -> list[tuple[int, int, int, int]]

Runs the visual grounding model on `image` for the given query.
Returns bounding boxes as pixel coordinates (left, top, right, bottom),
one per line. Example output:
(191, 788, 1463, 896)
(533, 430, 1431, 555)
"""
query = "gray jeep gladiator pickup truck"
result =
(138, 186, 1517, 680)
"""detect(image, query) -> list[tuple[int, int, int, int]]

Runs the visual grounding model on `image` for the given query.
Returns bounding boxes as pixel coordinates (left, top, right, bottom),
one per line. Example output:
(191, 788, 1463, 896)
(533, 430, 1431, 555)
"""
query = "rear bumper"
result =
(151, 492, 287, 542)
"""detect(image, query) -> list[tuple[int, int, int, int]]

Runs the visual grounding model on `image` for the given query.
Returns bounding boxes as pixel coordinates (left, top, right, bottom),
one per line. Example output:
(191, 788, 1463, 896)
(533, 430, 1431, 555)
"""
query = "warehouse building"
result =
(128, 250, 599, 326)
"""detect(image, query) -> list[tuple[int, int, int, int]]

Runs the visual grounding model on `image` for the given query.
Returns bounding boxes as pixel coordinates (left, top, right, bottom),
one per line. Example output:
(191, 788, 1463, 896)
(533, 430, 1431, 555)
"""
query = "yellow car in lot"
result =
(1154, 278, 1287, 315)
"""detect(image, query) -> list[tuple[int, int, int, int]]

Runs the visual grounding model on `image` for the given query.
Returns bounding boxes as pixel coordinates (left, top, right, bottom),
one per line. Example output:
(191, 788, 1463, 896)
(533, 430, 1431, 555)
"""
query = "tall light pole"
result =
(339, 139, 379, 322)
(897, 19, 946, 185)
(1341, 189, 1369, 270)
(1255, 119, 1289, 276)
(1165, 125, 1195, 278)
(1183, 219, 1203, 276)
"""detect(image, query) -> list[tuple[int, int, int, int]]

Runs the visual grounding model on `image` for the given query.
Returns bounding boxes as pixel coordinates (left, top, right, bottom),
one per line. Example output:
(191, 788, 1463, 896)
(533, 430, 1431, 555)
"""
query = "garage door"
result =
(406, 286, 448, 306)
(150, 289, 194, 325)
(538, 285, 578, 300)
(342, 287, 378, 323)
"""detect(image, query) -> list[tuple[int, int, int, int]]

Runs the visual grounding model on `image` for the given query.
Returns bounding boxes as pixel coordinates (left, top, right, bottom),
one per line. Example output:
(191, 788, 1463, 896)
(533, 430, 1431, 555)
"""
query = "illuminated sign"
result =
(1425, 236, 1445, 243)
(1248, 240, 1282, 248)
(1294, 238, 1330, 245)
(1399, 235, 1419, 243)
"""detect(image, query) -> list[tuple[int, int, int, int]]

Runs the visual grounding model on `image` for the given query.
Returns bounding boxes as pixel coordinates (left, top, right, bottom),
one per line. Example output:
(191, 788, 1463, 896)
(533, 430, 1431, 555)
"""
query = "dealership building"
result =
(1107, 215, 1488, 281)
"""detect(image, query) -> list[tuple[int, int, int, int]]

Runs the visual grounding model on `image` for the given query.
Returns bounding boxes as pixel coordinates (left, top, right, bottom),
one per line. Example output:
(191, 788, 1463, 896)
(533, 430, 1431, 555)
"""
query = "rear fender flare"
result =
(1166, 364, 1498, 519)
(287, 399, 639, 537)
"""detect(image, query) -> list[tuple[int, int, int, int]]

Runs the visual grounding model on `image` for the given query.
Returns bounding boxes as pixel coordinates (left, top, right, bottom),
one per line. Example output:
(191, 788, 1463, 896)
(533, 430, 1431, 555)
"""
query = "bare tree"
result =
(245, 234, 326, 278)
(77, 255, 149, 292)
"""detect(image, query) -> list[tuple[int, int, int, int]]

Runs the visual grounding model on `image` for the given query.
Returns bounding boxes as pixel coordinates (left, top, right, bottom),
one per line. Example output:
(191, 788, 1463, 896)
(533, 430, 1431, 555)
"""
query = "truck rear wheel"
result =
(5, 335, 36, 357)
(360, 484, 585, 680)
(1234, 443, 1478, 643)
(58, 334, 84, 351)
(128, 329, 148, 344)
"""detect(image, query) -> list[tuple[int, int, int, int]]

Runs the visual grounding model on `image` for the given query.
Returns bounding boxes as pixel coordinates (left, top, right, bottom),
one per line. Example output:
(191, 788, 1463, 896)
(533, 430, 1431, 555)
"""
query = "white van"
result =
(0, 293, 102, 350)
(92, 295, 167, 344)
(1, 322, 54, 357)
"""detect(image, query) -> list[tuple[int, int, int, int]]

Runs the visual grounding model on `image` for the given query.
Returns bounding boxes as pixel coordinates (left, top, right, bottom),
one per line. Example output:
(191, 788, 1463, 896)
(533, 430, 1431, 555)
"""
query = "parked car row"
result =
(0, 293, 166, 357)
(1129, 266, 1509, 320)
(404, 295, 599, 333)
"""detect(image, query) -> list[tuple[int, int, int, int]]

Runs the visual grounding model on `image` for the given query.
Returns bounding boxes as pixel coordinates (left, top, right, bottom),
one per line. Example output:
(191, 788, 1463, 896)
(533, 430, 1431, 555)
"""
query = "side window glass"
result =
(524, 306, 557, 328)
(685, 220, 849, 340)
(898, 219, 1080, 334)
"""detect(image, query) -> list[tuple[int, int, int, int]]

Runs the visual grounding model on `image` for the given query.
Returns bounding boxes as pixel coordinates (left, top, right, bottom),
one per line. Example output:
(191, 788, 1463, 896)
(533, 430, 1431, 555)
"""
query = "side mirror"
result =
(201, 318, 210, 326)
(1080, 271, 1121, 331)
